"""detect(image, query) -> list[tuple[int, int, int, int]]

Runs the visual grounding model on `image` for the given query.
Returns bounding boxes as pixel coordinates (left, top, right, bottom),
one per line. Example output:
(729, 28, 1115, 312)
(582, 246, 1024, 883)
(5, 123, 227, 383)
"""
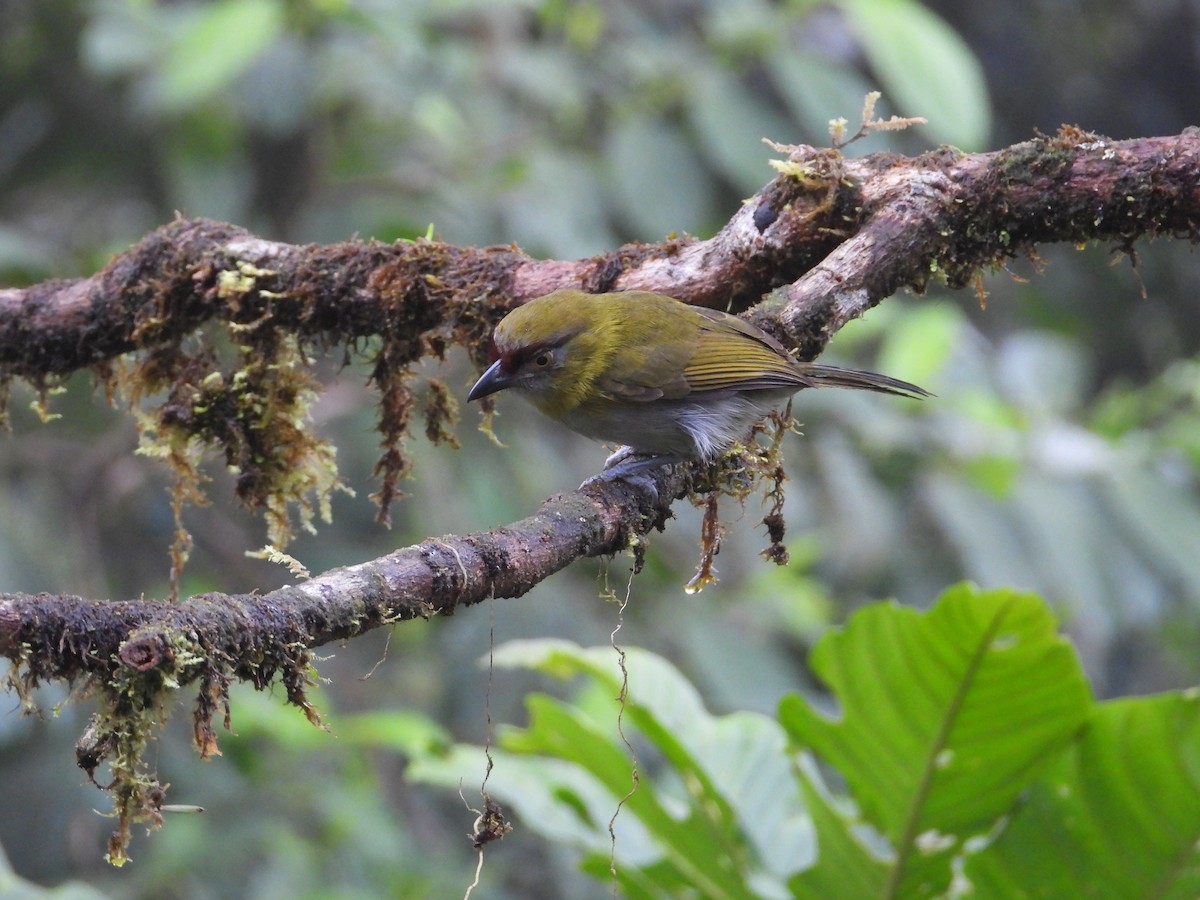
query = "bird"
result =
(467, 289, 928, 478)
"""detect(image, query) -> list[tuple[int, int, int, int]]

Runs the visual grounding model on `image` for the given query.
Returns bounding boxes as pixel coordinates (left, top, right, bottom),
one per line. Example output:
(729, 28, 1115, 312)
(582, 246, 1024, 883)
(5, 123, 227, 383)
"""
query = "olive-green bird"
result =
(468, 289, 927, 475)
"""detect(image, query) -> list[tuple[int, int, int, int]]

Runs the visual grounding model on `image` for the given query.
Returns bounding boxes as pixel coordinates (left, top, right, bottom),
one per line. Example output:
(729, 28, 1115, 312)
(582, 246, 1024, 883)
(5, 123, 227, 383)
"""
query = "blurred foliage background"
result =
(1, 0, 1199, 896)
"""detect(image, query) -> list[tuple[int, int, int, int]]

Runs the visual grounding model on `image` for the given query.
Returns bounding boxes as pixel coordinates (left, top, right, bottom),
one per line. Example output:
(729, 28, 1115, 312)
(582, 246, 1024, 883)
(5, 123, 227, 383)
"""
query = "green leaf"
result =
(486, 640, 812, 893)
(780, 584, 1091, 896)
(492, 640, 811, 869)
(579, 852, 695, 899)
(838, 0, 990, 148)
(790, 755, 889, 898)
(407, 743, 660, 862)
(506, 696, 752, 899)
(155, 0, 284, 110)
(964, 692, 1200, 898)
(408, 644, 739, 884)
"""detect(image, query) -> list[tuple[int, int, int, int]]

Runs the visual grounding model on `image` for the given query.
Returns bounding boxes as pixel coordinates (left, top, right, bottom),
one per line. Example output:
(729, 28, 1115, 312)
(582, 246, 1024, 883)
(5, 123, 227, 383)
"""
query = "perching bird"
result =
(467, 289, 927, 476)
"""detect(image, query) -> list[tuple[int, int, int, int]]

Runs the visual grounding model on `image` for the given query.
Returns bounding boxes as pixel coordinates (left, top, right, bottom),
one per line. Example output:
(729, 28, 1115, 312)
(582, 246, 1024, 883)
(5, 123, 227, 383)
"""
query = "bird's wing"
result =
(594, 304, 807, 401)
(683, 307, 811, 393)
(687, 307, 929, 399)
(594, 302, 928, 401)
(597, 340, 690, 401)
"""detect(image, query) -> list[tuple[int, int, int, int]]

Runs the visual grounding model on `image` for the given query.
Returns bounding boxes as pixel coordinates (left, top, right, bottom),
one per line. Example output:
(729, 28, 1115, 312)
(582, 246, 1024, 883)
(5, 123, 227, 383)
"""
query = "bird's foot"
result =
(599, 447, 683, 480)
(578, 447, 683, 499)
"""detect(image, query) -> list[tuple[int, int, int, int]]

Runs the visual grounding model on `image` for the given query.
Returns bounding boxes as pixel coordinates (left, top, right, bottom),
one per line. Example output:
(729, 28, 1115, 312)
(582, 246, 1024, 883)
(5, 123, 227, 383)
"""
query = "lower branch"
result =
(0, 466, 682, 862)
(1, 470, 681, 688)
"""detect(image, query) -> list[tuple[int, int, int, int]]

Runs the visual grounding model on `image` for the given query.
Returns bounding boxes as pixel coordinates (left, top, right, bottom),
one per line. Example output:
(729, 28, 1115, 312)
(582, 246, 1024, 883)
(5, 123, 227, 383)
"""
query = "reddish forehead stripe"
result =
(491, 340, 555, 373)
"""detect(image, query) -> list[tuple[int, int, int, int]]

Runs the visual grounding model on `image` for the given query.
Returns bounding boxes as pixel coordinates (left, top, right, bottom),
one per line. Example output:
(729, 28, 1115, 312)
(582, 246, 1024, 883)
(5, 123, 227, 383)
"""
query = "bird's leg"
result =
(601, 446, 684, 479)
(578, 446, 683, 496)
(602, 445, 638, 470)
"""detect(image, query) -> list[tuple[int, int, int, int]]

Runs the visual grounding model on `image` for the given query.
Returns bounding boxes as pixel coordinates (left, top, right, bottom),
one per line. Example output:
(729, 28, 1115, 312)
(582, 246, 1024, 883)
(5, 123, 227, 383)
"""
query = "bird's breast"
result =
(558, 390, 792, 460)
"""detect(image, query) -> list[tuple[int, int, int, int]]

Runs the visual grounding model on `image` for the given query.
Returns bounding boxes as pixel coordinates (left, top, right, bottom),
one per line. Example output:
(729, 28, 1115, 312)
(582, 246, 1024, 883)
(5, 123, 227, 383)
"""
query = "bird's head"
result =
(467, 290, 615, 417)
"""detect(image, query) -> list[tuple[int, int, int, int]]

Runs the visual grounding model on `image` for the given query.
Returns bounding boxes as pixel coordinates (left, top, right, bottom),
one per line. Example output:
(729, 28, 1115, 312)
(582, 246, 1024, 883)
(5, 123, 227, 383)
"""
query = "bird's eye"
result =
(531, 351, 553, 368)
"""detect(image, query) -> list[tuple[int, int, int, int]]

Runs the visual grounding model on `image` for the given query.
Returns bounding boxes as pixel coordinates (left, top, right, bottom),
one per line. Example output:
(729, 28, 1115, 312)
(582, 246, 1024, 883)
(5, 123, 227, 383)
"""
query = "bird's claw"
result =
(579, 469, 661, 504)
(577, 447, 683, 503)
(601, 447, 682, 479)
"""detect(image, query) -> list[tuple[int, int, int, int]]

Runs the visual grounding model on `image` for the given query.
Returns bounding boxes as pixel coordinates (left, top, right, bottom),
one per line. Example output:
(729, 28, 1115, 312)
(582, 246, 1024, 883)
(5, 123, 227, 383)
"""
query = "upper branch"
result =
(759, 129, 1200, 355)
(2, 130, 1196, 385)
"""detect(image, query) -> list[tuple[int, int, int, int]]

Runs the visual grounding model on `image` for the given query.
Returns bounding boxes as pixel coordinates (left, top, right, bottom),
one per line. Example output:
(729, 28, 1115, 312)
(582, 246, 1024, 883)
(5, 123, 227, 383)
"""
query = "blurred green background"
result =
(2, 0, 1199, 896)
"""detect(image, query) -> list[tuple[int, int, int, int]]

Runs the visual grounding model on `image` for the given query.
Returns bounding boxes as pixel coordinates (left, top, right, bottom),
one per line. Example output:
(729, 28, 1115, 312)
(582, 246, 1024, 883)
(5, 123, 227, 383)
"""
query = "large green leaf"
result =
(407, 742, 662, 863)
(838, 0, 990, 148)
(405, 606, 1200, 899)
(505, 641, 813, 888)
(409, 639, 811, 897)
(494, 640, 815, 875)
(964, 692, 1200, 898)
(507, 695, 753, 899)
(780, 584, 1091, 896)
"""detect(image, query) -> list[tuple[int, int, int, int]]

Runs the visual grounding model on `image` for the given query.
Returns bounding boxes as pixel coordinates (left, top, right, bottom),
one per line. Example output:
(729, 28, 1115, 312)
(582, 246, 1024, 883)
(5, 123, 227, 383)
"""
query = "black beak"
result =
(467, 359, 511, 402)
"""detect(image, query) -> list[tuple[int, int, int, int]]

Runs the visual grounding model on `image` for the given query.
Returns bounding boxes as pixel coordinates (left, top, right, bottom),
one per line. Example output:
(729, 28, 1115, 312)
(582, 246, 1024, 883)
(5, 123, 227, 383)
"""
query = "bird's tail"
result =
(800, 363, 931, 399)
